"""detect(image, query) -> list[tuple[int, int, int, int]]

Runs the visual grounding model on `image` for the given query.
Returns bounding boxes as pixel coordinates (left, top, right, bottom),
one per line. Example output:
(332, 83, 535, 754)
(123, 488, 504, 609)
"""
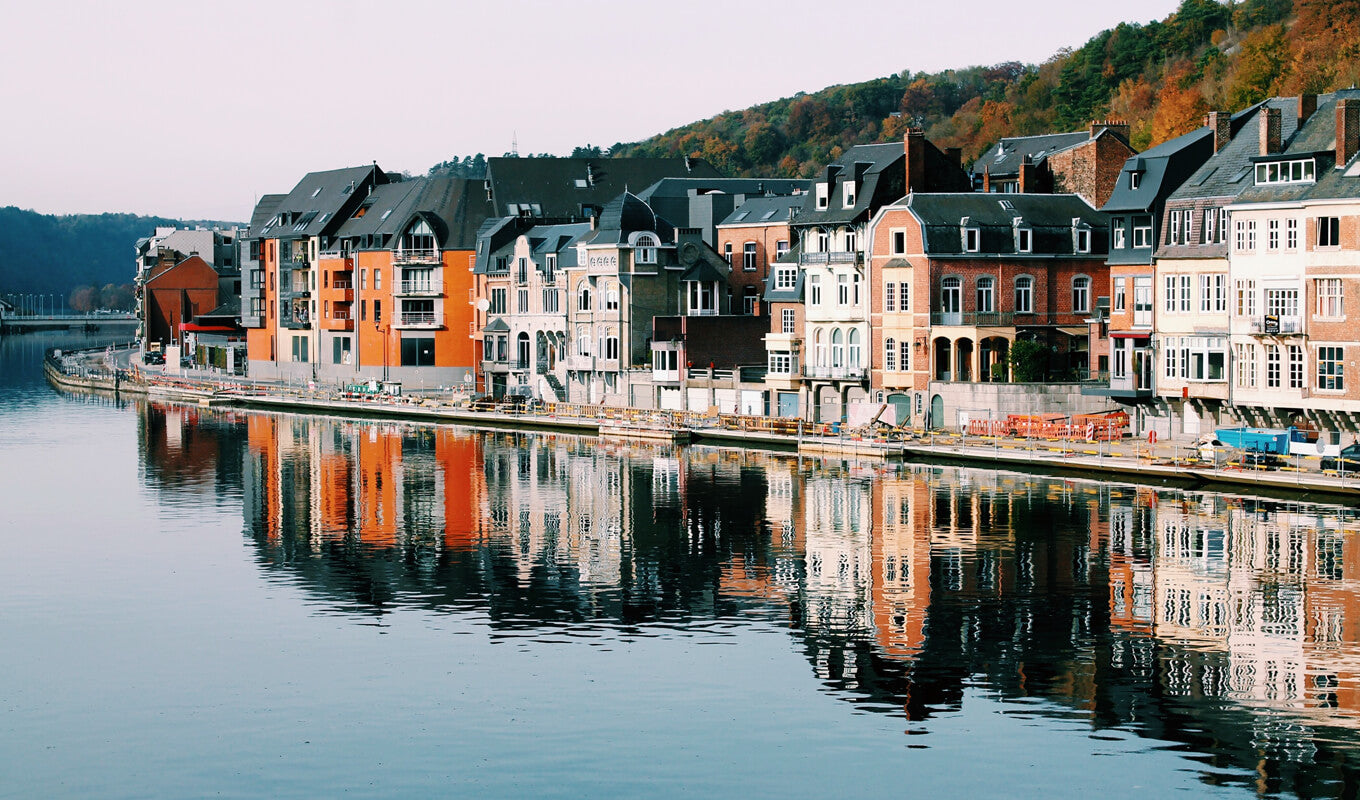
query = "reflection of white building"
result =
(802, 474, 873, 638)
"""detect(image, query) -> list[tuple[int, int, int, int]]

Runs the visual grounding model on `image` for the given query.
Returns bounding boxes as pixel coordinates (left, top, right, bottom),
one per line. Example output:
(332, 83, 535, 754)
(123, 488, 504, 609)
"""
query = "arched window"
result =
(743, 242, 758, 271)
(578, 283, 593, 311)
(848, 329, 861, 368)
(831, 328, 845, 368)
(635, 234, 657, 264)
(941, 276, 962, 314)
(885, 338, 897, 372)
(1072, 275, 1090, 314)
(1014, 276, 1033, 313)
(976, 276, 994, 313)
(605, 283, 619, 311)
(814, 328, 825, 368)
(402, 218, 435, 253)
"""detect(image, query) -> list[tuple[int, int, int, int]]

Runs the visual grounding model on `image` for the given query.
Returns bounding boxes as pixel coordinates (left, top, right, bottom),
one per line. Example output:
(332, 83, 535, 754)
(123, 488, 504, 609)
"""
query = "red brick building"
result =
(141, 252, 219, 349)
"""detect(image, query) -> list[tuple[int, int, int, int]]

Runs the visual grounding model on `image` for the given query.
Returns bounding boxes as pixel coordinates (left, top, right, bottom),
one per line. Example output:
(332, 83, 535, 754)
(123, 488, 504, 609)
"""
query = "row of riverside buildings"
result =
(146, 90, 1360, 440)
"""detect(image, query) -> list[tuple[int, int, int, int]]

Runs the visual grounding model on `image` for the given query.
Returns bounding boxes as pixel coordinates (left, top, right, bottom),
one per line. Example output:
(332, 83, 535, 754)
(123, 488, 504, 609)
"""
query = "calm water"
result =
(5, 332, 1360, 798)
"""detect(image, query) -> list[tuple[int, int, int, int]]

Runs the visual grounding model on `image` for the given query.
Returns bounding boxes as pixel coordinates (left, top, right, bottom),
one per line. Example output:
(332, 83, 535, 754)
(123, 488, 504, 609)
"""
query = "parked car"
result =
(1321, 443, 1360, 473)
(143, 351, 164, 365)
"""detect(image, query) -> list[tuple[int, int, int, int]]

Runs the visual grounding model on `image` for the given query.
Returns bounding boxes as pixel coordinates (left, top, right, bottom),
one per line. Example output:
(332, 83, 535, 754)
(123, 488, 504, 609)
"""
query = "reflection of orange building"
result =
(872, 476, 932, 660)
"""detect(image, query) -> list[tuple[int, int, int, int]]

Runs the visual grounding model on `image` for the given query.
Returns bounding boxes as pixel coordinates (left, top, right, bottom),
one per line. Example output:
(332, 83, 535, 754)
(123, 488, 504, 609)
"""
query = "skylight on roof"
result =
(733, 211, 750, 221)
(1231, 166, 1252, 183)
(311, 187, 322, 198)
(761, 209, 777, 221)
(574, 179, 588, 188)
(1191, 167, 1217, 186)
(999, 200, 1014, 210)
(381, 209, 393, 220)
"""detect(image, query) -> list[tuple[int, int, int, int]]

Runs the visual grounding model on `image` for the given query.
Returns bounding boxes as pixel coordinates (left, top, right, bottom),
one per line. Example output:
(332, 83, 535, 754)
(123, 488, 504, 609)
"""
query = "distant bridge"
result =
(1, 313, 139, 333)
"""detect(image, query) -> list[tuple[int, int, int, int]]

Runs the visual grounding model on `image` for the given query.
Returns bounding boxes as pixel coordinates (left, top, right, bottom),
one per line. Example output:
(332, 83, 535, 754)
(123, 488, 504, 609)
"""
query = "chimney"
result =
(1206, 111, 1231, 152)
(1089, 119, 1130, 143)
(904, 129, 926, 194)
(1298, 94, 1318, 126)
(1338, 98, 1360, 167)
(1260, 106, 1282, 156)
(1018, 155, 1037, 194)
(982, 165, 992, 193)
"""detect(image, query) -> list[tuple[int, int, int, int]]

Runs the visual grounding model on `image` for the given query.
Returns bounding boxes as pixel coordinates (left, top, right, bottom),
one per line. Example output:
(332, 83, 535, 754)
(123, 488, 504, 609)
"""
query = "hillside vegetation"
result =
(603, 0, 1357, 176)
(0, 206, 240, 298)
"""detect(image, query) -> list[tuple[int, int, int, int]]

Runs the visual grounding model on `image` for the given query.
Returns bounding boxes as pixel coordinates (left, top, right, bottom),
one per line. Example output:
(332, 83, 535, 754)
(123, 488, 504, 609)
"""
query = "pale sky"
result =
(2, 0, 1182, 221)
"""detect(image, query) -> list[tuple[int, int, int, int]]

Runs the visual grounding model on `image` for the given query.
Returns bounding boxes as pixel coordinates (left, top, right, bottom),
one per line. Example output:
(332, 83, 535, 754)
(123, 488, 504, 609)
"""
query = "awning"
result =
(1109, 331, 1152, 339)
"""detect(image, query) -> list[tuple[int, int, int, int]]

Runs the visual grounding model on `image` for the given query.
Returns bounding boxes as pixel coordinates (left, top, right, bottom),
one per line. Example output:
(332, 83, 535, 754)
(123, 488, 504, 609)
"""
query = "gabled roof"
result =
(254, 165, 385, 239)
(974, 131, 1092, 179)
(1235, 90, 1360, 205)
(906, 193, 1108, 256)
(486, 157, 722, 219)
(482, 317, 510, 333)
(1168, 100, 1296, 202)
(795, 142, 906, 226)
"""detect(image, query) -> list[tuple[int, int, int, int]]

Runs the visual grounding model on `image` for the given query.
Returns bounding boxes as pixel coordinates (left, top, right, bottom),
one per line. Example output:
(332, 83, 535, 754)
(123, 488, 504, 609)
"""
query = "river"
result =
(3, 330, 1360, 798)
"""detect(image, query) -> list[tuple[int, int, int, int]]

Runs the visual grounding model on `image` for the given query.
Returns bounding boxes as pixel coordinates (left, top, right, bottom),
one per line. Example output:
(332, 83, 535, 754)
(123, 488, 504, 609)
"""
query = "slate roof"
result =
(973, 131, 1092, 179)
(1103, 127, 1214, 213)
(795, 143, 906, 226)
(247, 195, 286, 234)
(718, 195, 804, 226)
(333, 175, 496, 250)
(1158, 98, 1300, 260)
(906, 193, 1108, 256)
(1235, 90, 1360, 205)
(583, 192, 675, 246)
(251, 165, 384, 239)
(485, 157, 722, 219)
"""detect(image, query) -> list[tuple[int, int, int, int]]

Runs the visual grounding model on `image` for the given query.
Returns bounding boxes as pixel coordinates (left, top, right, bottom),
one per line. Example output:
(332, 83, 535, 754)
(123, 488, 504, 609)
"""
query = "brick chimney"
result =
(1018, 155, 1037, 194)
(1260, 106, 1282, 156)
(1206, 111, 1231, 153)
(1298, 94, 1318, 126)
(1089, 119, 1130, 143)
(982, 165, 992, 193)
(1338, 98, 1360, 167)
(904, 129, 927, 194)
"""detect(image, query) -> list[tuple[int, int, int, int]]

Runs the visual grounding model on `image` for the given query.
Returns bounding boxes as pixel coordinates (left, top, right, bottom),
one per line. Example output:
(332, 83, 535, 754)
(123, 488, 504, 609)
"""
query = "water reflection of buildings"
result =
(139, 406, 1360, 793)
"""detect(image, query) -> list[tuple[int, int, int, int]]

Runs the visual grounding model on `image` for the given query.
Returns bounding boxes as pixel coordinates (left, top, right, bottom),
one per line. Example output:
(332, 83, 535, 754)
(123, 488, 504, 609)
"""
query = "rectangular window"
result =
(1266, 345, 1281, 388)
(884, 339, 897, 372)
(1318, 217, 1341, 247)
(1182, 209, 1192, 244)
(542, 288, 559, 314)
(1234, 279, 1257, 317)
(885, 283, 896, 313)
(1203, 208, 1216, 244)
(1113, 220, 1126, 250)
(768, 351, 792, 374)
(1317, 278, 1344, 318)
(837, 274, 849, 305)
(774, 266, 796, 290)
(891, 230, 906, 255)
(1114, 277, 1126, 312)
(976, 279, 993, 313)
(1236, 343, 1255, 388)
(1289, 345, 1304, 389)
(490, 288, 507, 315)
(775, 240, 789, 259)
(517, 288, 529, 313)
(1179, 275, 1190, 312)
(815, 183, 828, 210)
(1170, 211, 1181, 245)
(809, 275, 821, 305)
(1133, 217, 1153, 248)
(360, 269, 367, 290)
(964, 228, 980, 252)
(400, 337, 435, 367)
(1286, 219, 1298, 250)
(1014, 278, 1032, 313)
(842, 181, 856, 208)
(1076, 228, 1091, 253)
(1164, 275, 1178, 313)
(1318, 346, 1344, 390)
(1265, 288, 1299, 318)
(373, 300, 381, 324)
(781, 308, 796, 334)
(1268, 219, 1280, 251)
(333, 336, 352, 365)
(743, 242, 758, 271)
(1017, 228, 1032, 253)
(375, 269, 382, 290)
(1134, 277, 1152, 326)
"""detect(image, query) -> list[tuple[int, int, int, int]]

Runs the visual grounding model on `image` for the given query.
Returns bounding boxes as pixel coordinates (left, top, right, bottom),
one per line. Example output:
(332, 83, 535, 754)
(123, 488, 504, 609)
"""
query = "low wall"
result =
(927, 381, 1122, 431)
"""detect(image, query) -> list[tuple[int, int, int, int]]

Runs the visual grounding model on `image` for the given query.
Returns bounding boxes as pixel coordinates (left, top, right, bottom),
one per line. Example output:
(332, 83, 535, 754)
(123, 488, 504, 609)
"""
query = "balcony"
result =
(1250, 316, 1302, 335)
(799, 251, 863, 266)
(393, 248, 441, 265)
(395, 311, 442, 329)
(931, 311, 1017, 326)
(397, 280, 443, 296)
(802, 365, 867, 381)
(565, 355, 595, 371)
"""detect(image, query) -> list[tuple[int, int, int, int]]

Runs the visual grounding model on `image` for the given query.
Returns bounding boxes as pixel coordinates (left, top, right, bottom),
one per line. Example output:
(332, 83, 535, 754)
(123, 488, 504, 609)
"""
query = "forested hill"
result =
(603, 0, 1355, 177)
(0, 207, 241, 295)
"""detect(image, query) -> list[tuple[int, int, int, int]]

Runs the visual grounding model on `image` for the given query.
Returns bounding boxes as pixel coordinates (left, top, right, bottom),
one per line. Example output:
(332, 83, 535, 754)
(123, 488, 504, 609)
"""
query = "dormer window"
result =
(634, 233, 657, 264)
(816, 183, 829, 210)
(1016, 227, 1033, 254)
(1130, 171, 1142, 190)
(961, 217, 980, 253)
(1073, 219, 1091, 253)
(842, 181, 856, 208)
(1255, 158, 1316, 185)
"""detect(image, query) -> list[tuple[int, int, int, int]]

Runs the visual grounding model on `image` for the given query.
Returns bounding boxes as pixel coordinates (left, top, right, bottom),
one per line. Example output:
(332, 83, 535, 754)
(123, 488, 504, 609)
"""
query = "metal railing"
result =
(397, 280, 443, 295)
(801, 365, 867, 380)
(397, 312, 441, 327)
(393, 249, 440, 264)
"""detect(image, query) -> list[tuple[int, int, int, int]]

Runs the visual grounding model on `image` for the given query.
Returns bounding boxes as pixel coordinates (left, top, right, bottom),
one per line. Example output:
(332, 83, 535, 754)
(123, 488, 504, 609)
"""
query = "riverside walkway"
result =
(44, 345, 1360, 501)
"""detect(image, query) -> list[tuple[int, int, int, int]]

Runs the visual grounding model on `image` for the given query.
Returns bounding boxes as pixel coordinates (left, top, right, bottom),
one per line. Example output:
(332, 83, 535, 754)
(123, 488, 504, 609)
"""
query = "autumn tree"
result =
(1150, 64, 1208, 145)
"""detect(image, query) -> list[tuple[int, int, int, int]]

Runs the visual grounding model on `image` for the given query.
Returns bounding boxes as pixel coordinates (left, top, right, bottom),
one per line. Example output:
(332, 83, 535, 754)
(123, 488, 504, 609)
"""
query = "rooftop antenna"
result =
(511, 131, 519, 158)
